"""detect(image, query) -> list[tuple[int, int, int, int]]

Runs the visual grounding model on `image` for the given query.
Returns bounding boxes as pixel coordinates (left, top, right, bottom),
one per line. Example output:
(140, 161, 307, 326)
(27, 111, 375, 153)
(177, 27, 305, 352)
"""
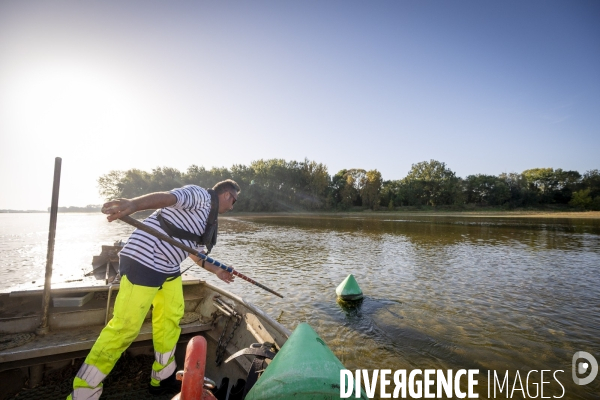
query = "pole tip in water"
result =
(336, 274, 363, 301)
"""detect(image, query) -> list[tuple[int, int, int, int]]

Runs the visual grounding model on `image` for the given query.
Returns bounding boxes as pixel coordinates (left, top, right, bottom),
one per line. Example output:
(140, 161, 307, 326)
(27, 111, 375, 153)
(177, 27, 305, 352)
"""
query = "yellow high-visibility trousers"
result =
(68, 275, 184, 400)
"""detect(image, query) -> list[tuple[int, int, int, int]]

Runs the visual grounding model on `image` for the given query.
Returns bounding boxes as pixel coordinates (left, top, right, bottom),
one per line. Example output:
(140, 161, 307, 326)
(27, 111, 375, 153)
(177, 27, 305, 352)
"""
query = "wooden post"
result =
(36, 157, 62, 335)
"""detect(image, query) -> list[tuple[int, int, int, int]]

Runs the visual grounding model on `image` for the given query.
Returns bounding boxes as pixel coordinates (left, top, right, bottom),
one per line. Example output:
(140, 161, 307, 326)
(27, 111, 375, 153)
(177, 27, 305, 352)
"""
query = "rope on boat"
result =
(0, 332, 36, 351)
(179, 311, 201, 325)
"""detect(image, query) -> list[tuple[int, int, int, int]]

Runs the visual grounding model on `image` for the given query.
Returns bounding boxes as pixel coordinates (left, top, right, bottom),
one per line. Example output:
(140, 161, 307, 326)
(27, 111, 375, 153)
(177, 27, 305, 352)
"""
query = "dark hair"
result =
(212, 179, 241, 195)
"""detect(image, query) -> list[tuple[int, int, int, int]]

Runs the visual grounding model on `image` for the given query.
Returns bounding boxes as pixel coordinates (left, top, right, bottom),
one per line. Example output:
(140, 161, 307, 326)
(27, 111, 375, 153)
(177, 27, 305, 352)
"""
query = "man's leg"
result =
(68, 275, 159, 399)
(150, 276, 184, 389)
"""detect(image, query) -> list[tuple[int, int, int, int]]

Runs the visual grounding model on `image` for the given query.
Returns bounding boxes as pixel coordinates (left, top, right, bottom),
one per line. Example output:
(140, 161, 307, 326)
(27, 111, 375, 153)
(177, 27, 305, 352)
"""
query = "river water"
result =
(1, 212, 599, 399)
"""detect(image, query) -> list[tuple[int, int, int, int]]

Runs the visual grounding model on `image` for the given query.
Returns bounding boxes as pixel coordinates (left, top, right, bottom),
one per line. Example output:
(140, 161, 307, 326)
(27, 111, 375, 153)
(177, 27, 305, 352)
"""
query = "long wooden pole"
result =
(37, 157, 62, 335)
(119, 215, 284, 298)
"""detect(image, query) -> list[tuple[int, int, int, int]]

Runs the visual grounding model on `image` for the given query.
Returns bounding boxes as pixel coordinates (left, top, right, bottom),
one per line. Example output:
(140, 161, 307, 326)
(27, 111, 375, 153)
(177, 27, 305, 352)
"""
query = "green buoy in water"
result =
(336, 274, 363, 301)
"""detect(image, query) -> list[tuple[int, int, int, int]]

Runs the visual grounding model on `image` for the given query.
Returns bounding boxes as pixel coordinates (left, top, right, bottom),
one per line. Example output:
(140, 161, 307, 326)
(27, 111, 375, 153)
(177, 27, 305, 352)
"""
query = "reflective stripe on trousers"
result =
(154, 347, 176, 366)
(76, 363, 107, 388)
(68, 386, 102, 400)
(151, 358, 177, 381)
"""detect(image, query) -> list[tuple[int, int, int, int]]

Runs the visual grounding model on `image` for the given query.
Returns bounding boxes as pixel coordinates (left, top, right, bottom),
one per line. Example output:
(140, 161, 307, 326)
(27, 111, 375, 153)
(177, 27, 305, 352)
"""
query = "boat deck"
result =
(0, 275, 211, 370)
(8, 352, 182, 400)
(0, 319, 213, 370)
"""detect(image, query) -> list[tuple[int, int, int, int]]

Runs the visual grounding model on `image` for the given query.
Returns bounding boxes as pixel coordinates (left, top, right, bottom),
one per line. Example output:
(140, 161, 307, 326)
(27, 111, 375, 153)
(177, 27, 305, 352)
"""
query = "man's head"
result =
(213, 179, 241, 214)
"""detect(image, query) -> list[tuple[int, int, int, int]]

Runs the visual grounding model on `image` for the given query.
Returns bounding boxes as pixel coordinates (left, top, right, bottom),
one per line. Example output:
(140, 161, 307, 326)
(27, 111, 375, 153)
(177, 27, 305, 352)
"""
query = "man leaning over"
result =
(67, 179, 240, 399)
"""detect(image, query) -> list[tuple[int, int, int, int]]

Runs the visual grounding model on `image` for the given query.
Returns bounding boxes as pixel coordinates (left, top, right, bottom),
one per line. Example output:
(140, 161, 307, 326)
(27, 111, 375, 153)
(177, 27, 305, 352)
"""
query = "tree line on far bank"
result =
(97, 159, 600, 212)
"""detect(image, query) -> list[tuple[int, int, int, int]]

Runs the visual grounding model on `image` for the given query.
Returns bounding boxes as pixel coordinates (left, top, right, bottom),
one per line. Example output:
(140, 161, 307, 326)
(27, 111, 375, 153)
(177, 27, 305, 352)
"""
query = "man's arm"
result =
(101, 192, 177, 222)
(189, 253, 235, 284)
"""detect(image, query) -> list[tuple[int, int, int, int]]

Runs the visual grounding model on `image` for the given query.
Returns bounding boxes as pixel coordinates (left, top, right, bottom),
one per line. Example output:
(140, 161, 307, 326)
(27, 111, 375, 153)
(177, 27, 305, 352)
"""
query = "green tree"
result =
(464, 174, 510, 206)
(552, 169, 581, 204)
(362, 169, 383, 209)
(403, 160, 460, 206)
(340, 169, 367, 208)
(582, 169, 600, 199)
(119, 169, 152, 198)
(340, 173, 360, 209)
(149, 167, 183, 192)
(521, 168, 581, 204)
(98, 170, 125, 200)
(380, 180, 402, 208)
(298, 159, 330, 209)
(522, 168, 555, 195)
(498, 172, 535, 207)
(331, 170, 349, 209)
(569, 189, 592, 209)
(248, 159, 291, 211)
(225, 158, 331, 211)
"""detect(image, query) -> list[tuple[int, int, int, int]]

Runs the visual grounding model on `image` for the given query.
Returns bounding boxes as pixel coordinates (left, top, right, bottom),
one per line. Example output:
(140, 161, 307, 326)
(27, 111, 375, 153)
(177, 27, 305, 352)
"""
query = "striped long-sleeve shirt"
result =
(119, 185, 212, 275)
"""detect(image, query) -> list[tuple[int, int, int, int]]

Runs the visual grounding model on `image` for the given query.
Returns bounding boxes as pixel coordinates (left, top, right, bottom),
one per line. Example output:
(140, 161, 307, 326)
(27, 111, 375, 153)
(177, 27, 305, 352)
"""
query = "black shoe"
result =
(214, 377, 229, 400)
(228, 379, 246, 400)
(148, 372, 182, 396)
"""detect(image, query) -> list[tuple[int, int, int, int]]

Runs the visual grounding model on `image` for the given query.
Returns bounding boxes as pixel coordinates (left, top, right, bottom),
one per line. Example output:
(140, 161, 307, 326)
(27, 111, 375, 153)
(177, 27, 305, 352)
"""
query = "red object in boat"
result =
(171, 336, 217, 400)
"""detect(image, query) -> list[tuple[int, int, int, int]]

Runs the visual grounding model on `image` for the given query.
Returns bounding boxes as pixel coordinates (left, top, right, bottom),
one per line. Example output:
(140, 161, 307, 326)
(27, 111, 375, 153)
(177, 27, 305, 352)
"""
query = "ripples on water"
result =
(1, 213, 599, 398)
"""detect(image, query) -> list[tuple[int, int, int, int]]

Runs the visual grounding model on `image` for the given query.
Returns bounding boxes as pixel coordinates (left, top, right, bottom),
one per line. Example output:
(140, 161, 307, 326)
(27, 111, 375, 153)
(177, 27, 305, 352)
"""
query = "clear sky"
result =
(1, 1, 599, 210)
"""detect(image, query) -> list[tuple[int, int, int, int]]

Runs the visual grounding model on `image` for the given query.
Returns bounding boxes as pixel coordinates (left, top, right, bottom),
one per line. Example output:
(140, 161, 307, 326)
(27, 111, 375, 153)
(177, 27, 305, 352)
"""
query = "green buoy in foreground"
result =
(336, 274, 363, 301)
(245, 323, 368, 400)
